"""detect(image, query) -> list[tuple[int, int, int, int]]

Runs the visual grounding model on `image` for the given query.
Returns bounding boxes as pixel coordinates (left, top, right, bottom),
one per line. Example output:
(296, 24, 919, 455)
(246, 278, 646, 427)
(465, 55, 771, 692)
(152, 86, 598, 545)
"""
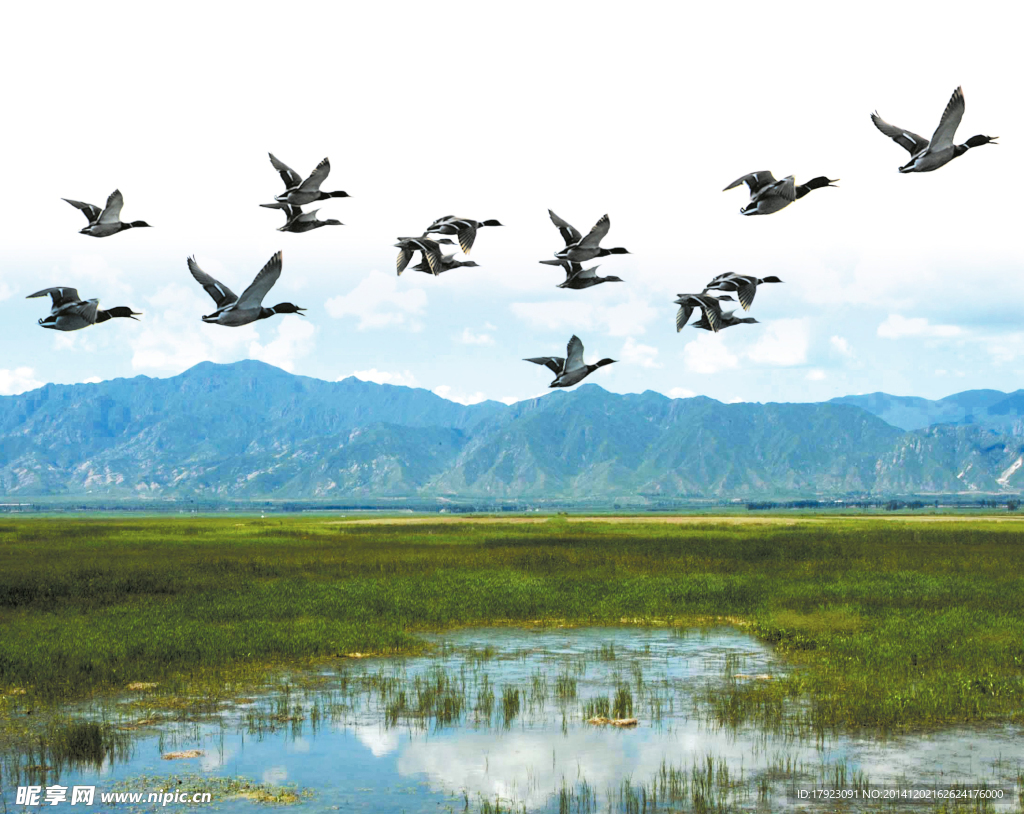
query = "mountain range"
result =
(1, 360, 1022, 500)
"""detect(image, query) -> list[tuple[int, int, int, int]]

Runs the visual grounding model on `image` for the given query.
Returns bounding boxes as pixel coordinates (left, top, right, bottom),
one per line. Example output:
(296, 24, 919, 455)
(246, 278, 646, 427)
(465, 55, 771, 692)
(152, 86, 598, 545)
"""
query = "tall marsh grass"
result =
(1, 516, 1022, 730)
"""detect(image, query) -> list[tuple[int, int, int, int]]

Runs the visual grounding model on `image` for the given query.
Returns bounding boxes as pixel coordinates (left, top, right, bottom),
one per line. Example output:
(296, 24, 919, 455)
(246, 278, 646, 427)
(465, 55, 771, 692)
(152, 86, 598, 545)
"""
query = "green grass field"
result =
(1, 515, 1022, 730)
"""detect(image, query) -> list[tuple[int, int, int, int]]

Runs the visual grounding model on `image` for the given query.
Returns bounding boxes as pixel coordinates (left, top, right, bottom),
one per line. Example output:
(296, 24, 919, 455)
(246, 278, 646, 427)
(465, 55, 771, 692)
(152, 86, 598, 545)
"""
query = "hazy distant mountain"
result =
(830, 390, 1024, 435)
(1, 361, 1022, 499)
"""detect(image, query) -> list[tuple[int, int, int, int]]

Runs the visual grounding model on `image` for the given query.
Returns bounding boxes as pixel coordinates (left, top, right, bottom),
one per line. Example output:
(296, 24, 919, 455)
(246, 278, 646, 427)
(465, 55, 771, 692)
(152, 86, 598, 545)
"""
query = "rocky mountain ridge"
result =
(1, 361, 1021, 499)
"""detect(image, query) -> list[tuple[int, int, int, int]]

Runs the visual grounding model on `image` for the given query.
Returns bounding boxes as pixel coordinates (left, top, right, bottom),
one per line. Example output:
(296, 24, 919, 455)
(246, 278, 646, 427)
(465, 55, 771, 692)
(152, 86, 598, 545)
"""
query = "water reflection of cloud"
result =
(262, 766, 288, 785)
(353, 723, 401, 757)
(287, 736, 311, 754)
(394, 722, 825, 809)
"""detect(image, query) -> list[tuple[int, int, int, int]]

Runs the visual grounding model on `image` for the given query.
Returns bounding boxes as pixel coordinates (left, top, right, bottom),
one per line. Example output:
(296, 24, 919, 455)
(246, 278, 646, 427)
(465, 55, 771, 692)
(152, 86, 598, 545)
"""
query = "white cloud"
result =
(806, 369, 826, 381)
(130, 284, 259, 373)
(347, 369, 419, 387)
(53, 332, 97, 353)
(499, 390, 549, 405)
(745, 319, 809, 366)
(458, 327, 494, 345)
(61, 254, 135, 303)
(829, 335, 854, 358)
(973, 332, 1024, 365)
(681, 333, 739, 374)
(510, 291, 658, 337)
(433, 385, 488, 405)
(80, 376, 103, 384)
(324, 270, 426, 330)
(248, 318, 316, 372)
(0, 282, 12, 302)
(602, 294, 660, 337)
(0, 367, 44, 395)
(669, 387, 695, 399)
(620, 337, 661, 369)
(510, 300, 593, 331)
(877, 314, 963, 339)
(987, 343, 1017, 364)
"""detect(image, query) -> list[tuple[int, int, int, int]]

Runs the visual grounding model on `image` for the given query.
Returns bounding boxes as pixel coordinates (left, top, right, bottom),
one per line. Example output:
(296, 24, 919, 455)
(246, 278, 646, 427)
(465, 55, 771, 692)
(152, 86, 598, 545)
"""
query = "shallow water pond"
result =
(2, 627, 1021, 812)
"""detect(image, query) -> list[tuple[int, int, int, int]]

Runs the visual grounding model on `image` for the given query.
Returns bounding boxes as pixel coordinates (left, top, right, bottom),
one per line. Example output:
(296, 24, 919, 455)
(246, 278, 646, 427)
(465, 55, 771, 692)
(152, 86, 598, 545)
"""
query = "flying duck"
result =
(269, 154, 350, 206)
(62, 190, 151, 237)
(702, 273, 783, 311)
(410, 253, 479, 275)
(547, 210, 630, 263)
(723, 172, 837, 215)
(260, 202, 343, 232)
(692, 310, 759, 331)
(541, 259, 623, 289)
(674, 293, 735, 333)
(394, 236, 456, 276)
(188, 251, 305, 326)
(525, 334, 616, 388)
(871, 86, 997, 173)
(27, 287, 140, 331)
(424, 216, 503, 254)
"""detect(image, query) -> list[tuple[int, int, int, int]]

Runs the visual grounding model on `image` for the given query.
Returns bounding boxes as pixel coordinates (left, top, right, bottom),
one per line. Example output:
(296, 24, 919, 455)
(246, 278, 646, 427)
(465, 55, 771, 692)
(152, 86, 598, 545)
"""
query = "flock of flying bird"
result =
(27, 86, 997, 388)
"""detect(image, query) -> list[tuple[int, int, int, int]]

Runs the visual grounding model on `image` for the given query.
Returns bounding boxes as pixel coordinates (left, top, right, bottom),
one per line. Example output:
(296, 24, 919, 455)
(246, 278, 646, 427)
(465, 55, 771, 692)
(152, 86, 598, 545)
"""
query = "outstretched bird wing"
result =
(420, 240, 445, 276)
(62, 198, 101, 224)
(524, 356, 565, 375)
(97, 190, 124, 224)
(67, 299, 100, 325)
(548, 210, 582, 246)
(760, 176, 796, 202)
(261, 202, 303, 222)
(298, 158, 330, 194)
(188, 257, 238, 308)
(698, 296, 725, 332)
(702, 272, 740, 293)
(269, 153, 303, 190)
(576, 214, 610, 251)
(27, 287, 83, 310)
(551, 260, 581, 279)
(425, 215, 455, 233)
(235, 251, 284, 310)
(396, 244, 415, 275)
(929, 85, 965, 151)
(870, 112, 929, 156)
(723, 171, 777, 196)
(734, 279, 758, 311)
(455, 221, 478, 255)
(565, 334, 585, 371)
(675, 303, 695, 332)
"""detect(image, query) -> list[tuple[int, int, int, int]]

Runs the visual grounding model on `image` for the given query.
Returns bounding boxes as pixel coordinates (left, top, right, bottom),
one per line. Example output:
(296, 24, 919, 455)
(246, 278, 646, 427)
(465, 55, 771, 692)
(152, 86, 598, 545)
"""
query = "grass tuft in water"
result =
(500, 686, 520, 729)
(555, 672, 577, 702)
(612, 684, 633, 719)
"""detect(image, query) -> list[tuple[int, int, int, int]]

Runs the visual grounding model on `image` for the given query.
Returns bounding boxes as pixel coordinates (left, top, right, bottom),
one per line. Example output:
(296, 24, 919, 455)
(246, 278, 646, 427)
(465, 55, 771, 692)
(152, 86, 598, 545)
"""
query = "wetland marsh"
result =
(1, 515, 1022, 810)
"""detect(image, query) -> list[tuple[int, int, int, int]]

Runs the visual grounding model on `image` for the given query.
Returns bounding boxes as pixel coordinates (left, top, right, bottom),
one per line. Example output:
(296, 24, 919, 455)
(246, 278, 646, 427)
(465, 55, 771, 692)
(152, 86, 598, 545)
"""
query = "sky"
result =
(1, 1, 1021, 406)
